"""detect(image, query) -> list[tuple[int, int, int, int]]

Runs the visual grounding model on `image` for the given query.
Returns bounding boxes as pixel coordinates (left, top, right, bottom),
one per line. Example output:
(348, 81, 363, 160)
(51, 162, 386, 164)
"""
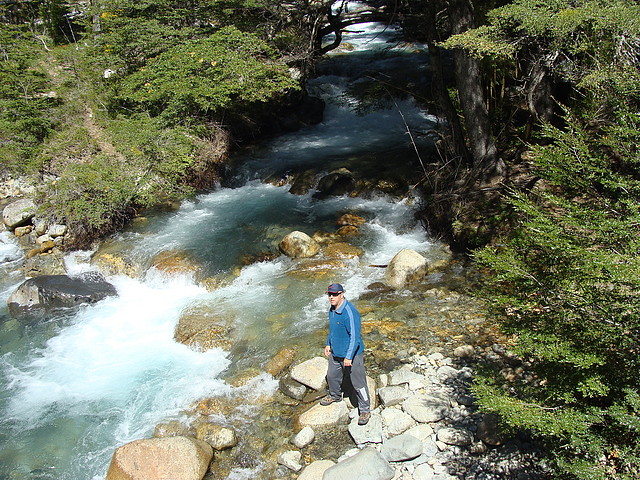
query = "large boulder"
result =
(322, 447, 394, 480)
(402, 391, 451, 424)
(279, 231, 320, 258)
(298, 401, 349, 427)
(7, 272, 117, 315)
(290, 356, 328, 390)
(384, 249, 428, 289)
(2, 198, 36, 229)
(105, 436, 213, 480)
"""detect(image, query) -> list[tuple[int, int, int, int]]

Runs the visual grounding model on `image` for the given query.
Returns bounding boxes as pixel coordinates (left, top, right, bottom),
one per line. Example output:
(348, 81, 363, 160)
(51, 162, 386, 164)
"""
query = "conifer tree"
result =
(453, 1, 640, 477)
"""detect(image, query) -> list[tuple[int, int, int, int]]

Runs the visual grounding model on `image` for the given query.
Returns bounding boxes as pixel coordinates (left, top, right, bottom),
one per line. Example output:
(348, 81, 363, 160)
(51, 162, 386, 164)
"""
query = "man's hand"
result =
(324, 345, 331, 357)
(344, 358, 352, 367)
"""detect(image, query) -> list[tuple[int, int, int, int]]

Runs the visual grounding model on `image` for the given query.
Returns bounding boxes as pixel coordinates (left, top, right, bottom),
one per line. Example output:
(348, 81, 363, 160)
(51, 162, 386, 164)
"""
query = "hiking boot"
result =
(358, 412, 371, 425)
(320, 395, 341, 406)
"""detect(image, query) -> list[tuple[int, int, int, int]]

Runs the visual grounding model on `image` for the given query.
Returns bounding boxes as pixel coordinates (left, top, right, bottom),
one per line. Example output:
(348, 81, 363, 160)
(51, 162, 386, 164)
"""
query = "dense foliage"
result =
(0, 23, 58, 171)
(0, 0, 304, 244)
(448, 1, 640, 478)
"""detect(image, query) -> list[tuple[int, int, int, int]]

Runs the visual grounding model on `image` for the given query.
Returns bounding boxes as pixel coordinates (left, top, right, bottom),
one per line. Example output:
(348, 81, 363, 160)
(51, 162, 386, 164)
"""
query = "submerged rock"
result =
(105, 436, 212, 480)
(195, 423, 238, 450)
(174, 304, 232, 351)
(313, 168, 356, 198)
(336, 213, 366, 227)
(265, 346, 298, 377)
(7, 272, 117, 315)
(323, 242, 364, 259)
(149, 249, 203, 278)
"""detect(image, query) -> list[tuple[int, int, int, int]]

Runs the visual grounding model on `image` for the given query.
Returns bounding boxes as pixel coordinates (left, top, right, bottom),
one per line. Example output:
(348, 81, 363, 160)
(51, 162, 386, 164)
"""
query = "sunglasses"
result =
(327, 292, 342, 297)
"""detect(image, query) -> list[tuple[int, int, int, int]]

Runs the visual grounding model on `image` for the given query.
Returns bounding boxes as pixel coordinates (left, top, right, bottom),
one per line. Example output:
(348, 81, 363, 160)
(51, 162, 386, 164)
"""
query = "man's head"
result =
(327, 283, 344, 308)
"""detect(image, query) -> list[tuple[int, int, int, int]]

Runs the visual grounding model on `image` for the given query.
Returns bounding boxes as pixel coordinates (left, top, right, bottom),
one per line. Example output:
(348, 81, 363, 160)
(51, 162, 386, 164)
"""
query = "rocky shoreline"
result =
(108, 339, 551, 480)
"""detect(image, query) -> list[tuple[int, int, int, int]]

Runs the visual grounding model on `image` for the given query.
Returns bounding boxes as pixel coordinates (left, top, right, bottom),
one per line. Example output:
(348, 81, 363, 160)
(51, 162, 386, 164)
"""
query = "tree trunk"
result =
(449, 0, 502, 176)
(423, 3, 470, 165)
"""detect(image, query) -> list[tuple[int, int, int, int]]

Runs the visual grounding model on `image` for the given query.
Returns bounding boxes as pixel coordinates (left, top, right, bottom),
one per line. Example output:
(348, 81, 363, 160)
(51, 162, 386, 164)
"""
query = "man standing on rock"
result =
(321, 283, 371, 425)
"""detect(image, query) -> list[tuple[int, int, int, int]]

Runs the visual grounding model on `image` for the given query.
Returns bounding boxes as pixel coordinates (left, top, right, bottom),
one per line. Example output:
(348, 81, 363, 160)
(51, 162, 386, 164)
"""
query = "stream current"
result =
(0, 21, 485, 480)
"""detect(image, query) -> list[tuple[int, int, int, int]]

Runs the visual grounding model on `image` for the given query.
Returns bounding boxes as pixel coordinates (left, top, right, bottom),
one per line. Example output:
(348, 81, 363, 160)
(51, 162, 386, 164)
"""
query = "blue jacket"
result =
(326, 299, 364, 359)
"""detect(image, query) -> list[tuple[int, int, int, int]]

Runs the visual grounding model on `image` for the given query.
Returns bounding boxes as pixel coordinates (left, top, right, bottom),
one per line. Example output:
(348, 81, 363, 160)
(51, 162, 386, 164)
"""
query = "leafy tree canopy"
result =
(114, 26, 299, 124)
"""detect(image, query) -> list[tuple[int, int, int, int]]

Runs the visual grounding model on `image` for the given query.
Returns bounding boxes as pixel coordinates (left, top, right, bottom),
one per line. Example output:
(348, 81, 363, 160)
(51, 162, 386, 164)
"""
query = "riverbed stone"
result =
(323, 447, 394, 480)
(291, 426, 315, 448)
(154, 420, 191, 438)
(278, 231, 320, 258)
(388, 368, 425, 387)
(336, 213, 366, 227)
(378, 385, 410, 407)
(7, 272, 117, 315)
(290, 356, 327, 390)
(298, 401, 349, 427)
(279, 374, 308, 400)
(14, 225, 32, 237)
(402, 392, 451, 424)
(348, 411, 383, 444)
(297, 459, 335, 480)
(380, 433, 423, 462)
(33, 216, 47, 235)
(277, 450, 303, 472)
(105, 436, 213, 480)
(413, 463, 436, 480)
(2, 198, 36, 229)
(195, 423, 238, 450)
(436, 365, 460, 381)
(384, 249, 428, 289)
(47, 223, 67, 237)
(436, 427, 473, 446)
(453, 344, 475, 358)
(265, 346, 297, 376)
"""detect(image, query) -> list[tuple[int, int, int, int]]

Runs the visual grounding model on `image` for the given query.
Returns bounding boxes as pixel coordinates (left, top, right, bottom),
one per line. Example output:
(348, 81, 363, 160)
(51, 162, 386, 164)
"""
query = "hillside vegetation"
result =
(1, 0, 309, 245)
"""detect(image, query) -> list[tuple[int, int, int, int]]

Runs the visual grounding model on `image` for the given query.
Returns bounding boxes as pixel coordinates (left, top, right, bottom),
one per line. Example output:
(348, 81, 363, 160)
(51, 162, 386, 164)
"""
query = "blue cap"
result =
(327, 283, 344, 293)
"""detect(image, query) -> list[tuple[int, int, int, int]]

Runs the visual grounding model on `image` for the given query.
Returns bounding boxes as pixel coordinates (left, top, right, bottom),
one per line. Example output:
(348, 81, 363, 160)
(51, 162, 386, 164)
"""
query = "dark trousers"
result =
(326, 352, 370, 413)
